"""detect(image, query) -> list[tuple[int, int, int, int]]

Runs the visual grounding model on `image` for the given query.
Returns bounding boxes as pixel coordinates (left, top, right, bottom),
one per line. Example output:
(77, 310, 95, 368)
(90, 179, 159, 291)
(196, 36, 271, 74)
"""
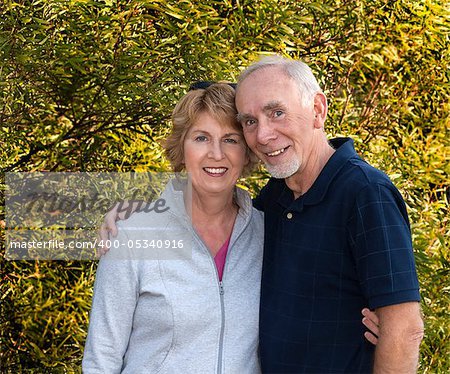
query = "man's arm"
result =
(97, 200, 141, 256)
(373, 302, 424, 373)
(349, 182, 422, 370)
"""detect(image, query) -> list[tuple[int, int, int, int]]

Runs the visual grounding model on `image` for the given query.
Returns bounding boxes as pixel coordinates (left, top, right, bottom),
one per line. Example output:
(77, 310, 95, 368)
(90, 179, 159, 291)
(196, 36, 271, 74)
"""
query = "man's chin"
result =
(265, 161, 300, 179)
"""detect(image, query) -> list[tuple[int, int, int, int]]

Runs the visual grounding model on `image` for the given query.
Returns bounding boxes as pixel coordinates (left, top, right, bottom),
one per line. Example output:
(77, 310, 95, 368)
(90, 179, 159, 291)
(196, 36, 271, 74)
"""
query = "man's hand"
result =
(362, 308, 380, 345)
(373, 302, 424, 373)
(97, 200, 140, 257)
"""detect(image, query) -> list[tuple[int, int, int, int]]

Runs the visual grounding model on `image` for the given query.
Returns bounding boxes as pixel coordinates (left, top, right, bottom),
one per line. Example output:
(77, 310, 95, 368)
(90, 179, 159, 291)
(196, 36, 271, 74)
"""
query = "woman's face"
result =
(183, 111, 249, 198)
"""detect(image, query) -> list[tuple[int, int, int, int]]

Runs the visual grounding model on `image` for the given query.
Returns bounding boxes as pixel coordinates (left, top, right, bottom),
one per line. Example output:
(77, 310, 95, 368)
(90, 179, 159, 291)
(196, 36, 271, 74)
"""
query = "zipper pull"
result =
(219, 281, 224, 295)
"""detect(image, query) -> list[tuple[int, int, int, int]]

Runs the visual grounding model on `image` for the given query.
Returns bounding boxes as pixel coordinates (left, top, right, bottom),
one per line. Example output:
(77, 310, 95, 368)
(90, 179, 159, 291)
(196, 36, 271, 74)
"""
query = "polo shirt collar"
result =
(276, 137, 357, 209)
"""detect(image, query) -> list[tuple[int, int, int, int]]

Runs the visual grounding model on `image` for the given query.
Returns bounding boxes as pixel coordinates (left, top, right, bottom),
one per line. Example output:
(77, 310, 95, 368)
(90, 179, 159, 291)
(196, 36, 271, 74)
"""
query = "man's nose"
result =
(256, 119, 277, 145)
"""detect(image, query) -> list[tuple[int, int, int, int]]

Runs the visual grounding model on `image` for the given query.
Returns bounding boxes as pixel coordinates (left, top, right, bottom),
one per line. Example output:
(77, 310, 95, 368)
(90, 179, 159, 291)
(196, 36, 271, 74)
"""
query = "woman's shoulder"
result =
(234, 186, 264, 224)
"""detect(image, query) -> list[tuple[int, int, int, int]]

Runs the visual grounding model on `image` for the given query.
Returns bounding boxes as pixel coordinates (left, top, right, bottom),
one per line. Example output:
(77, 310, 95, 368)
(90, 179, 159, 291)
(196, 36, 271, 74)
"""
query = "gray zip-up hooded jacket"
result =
(82, 179, 264, 373)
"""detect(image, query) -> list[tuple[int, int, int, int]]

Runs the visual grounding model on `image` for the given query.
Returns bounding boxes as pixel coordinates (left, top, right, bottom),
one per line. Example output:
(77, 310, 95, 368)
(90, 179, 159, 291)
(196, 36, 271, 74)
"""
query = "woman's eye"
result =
(194, 136, 207, 142)
(224, 138, 238, 144)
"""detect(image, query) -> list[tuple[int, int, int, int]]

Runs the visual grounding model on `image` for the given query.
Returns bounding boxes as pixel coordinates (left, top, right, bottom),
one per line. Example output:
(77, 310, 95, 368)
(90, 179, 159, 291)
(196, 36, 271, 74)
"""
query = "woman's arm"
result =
(83, 228, 138, 373)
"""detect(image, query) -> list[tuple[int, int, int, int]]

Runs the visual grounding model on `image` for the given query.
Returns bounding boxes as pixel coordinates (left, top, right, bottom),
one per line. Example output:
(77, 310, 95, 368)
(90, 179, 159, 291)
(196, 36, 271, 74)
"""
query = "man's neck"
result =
(285, 142, 335, 199)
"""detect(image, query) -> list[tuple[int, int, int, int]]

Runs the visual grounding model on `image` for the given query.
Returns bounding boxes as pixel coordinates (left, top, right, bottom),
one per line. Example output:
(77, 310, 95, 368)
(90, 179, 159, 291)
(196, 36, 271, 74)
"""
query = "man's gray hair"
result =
(237, 55, 323, 106)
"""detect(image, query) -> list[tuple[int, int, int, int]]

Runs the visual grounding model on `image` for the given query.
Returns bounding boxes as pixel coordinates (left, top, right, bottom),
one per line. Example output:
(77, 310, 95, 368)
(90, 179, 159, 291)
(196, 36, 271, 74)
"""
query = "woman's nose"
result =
(208, 141, 225, 160)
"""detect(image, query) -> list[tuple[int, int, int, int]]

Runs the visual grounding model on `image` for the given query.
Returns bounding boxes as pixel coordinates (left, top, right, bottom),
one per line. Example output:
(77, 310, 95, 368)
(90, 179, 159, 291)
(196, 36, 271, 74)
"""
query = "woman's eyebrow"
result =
(223, 132, 242, 137)
(190, 129, 210, 135)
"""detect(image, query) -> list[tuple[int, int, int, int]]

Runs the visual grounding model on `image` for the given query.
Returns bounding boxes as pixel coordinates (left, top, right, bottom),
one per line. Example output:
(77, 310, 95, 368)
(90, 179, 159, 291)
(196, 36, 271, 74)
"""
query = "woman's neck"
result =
(188, 189, 238, 256)
(190, 190, 237, 224)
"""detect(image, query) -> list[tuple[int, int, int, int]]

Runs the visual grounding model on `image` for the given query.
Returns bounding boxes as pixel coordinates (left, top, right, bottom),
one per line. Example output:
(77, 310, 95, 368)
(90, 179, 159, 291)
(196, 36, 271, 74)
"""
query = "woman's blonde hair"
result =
(164, 82, 257, 175)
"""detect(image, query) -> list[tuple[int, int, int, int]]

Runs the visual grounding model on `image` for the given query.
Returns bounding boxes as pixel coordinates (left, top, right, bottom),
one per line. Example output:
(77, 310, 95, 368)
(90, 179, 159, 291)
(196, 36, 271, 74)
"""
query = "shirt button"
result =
(286, 212, 293, 219)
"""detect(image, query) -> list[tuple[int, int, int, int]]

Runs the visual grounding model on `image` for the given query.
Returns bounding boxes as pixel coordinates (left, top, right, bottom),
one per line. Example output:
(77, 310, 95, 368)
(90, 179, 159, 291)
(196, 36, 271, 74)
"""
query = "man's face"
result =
(235, 67, 318, 179)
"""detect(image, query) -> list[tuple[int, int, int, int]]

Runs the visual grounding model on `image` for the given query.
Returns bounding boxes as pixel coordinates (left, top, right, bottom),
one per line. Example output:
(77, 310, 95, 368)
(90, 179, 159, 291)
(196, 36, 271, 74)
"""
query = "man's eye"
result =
(274, 110, 284, 118)
(245, 119, 256, 126)
(195, 136, 207, 142)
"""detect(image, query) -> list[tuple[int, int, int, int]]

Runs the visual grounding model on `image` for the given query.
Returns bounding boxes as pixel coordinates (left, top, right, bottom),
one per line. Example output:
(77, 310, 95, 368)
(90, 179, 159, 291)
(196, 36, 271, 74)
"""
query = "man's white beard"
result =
(265, 158, 300, 179)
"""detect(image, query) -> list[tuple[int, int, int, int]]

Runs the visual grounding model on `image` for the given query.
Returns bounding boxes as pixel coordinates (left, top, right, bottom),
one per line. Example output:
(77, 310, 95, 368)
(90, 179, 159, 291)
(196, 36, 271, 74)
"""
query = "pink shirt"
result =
(214, 236, 231, 281)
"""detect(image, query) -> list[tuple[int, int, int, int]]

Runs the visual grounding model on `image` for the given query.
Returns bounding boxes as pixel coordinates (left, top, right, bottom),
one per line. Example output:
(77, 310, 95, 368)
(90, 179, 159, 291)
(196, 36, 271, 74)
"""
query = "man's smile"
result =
(265, 146, 290, 157)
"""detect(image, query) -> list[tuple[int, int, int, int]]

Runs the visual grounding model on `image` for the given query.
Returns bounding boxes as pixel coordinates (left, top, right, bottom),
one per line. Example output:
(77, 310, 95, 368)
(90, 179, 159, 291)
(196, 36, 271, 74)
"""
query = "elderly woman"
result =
(83, 83, 264, 373)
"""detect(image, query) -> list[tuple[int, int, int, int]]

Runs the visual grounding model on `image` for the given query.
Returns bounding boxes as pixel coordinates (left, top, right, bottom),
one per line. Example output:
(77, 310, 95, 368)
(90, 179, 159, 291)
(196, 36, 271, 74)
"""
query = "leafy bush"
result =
(1, 0, 448, 371)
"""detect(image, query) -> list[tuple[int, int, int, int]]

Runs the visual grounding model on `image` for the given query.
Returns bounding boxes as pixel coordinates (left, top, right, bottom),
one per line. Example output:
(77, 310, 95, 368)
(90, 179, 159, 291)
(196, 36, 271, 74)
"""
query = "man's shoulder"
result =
(253, 178, 285, 211)
(261, 177, 285, 192)
(342, 156, 395, 189)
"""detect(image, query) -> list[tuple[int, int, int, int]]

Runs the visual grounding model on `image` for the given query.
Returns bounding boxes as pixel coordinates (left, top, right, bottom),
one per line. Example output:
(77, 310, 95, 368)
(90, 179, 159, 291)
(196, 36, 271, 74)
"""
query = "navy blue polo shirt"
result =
(254, 138, 420, 373)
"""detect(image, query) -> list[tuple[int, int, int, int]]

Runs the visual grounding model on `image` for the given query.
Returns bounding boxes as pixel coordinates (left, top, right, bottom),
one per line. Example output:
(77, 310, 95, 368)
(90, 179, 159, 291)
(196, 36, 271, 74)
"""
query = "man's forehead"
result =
(239, 66, 288, 85)
(236, 82, 288, 107)
(237, 71, 292, 98)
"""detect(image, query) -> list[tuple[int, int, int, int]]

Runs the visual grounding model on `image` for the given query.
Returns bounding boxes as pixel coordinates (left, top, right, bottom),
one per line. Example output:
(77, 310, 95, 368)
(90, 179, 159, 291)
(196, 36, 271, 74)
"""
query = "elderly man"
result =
(235, 55, 423, 373)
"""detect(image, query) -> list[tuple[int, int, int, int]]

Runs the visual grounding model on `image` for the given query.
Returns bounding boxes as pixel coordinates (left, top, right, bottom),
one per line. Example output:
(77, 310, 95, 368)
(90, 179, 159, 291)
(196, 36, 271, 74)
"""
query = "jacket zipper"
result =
(192, 209, 250, 374)
(215, 212, 250, 374)
(193, 234, 227, 374)
(217, 280, 225, 374)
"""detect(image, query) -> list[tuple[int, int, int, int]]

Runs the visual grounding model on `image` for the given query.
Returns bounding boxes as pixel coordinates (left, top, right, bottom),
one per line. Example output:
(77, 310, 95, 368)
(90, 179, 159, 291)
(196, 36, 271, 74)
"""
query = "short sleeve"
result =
(348, 182, 420, 309)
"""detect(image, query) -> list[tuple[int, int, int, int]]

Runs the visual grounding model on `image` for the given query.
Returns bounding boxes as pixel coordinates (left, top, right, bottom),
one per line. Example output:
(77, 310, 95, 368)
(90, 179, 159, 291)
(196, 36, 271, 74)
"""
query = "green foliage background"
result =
(1, 0, 449, 372)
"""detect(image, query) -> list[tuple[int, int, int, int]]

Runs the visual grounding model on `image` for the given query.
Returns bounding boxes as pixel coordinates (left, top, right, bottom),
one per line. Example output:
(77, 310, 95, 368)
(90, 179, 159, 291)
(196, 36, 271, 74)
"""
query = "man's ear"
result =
(313, 93, 328, 128)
